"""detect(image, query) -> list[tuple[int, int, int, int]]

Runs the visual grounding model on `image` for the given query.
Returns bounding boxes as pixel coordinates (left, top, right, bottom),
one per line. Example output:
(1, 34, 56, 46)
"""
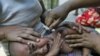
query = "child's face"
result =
(33, 44, 48, 55)
(30, 38, 49, 55)
(31, 27, 80, 55)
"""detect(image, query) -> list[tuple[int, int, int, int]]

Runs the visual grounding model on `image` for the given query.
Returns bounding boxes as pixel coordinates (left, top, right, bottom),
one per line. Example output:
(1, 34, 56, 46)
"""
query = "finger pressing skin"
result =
(31, 31, 41, 37)
(11, 37, 28, 44)
(19, 33, 29, 38)
(65, 35, 82, 39)
(25, 35, 39, 42)
(69, 43, 83, 47)
(25, 30, 34, 34)
(53, 33, 63, 47)
(24, 28, 41, 37)
(25, 28, 34, 31)
(65, 39, 83, 44)
(19, 33, 39, 41)
(17, 38, 37, 45)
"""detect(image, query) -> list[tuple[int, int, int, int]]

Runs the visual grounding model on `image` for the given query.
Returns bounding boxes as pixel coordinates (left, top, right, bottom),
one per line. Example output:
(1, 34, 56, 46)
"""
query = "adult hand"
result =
(65, 32, 100, 49)
(2, 26, 40, 44)
(44, 9, 68, 29)
(58, 21, 83, 33)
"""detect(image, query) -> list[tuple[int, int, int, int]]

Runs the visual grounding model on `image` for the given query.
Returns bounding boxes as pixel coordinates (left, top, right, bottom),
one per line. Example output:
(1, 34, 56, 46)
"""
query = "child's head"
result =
(29, 38, 49, 55)
(29, 22, 84, 55)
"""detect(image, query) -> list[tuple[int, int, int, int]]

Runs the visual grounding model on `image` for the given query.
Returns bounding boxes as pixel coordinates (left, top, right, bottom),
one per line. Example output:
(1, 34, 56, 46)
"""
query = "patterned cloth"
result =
(75, 7, 100, 56)
(59, 49, 83, 56)
(76, 8, 100, 28)
(65, 8, 100, 56)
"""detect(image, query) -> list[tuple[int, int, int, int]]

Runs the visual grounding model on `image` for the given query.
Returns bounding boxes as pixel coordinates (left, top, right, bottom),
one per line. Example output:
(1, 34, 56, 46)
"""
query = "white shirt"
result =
(0, 0, 46, 33)
(0, 0, 42, 26)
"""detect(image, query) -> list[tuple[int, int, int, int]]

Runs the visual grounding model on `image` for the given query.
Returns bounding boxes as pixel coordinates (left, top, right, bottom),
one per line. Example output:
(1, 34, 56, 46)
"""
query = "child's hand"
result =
(46, 33, 63, 56)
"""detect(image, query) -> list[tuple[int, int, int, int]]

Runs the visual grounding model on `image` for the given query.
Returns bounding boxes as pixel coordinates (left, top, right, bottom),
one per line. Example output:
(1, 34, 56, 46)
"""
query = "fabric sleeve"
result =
(0, 1, 2, 14)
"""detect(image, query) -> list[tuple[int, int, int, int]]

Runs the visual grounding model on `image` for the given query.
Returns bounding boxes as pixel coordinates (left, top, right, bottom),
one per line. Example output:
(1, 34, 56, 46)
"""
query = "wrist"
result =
(92, 35, 100, 54)
(0, 26, 22, 40)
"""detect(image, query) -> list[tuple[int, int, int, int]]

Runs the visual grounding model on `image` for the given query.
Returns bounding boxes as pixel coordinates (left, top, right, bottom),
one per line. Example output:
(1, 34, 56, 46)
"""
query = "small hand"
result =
(46, 33, 63, 56)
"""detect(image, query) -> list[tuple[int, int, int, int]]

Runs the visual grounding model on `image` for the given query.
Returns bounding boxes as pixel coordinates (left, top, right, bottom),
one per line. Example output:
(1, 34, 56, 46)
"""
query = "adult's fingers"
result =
(31, 31, 41, 37)
(19, 33, 39, 41)
(58, 21, 83, 33)
(12, 37, 38, 45)
(25, 28, 41, 37)
(9, 37, 29, 44)
(65, 39, 83, 44)
(53, 33, 63, 47)
(69, 43, 83, 47)
(65, 35, 82, 39)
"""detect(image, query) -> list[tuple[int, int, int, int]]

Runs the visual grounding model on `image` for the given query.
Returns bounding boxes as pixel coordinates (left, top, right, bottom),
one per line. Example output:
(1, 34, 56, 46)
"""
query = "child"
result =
(9, 21, 88, 56)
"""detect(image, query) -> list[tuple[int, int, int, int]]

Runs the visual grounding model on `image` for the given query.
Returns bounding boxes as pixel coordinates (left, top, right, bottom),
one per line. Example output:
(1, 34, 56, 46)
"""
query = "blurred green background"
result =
(43, 0, 59, 9)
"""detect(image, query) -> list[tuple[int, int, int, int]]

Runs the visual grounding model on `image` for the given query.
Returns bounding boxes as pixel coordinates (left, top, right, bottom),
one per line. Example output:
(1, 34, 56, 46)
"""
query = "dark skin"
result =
(28, 24, 89, 56)
(1, 0, 43, 41)
(9, 33, 62, 56)
(0, 26, 40, 44)
(9, 38, 49, 56)
(0, 0, 99, 43)
(44, 0, 100, 29)
(0, 0, 45, 42)
(6, 0, 48, 56)
(43, 0, 100, 55)
(59, 22, 90, 56)
(65, 31, 100, 55)
(7, 27, 59, 56)
(60, 22, 100, 55)
(30, 33, 63, 56)
(9, 22, 90, 56)
(39, 1, 100, 55)
(4, 0, 100, 56)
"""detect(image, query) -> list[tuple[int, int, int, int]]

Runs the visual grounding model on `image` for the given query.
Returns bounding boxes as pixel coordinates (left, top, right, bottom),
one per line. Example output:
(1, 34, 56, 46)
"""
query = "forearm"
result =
(65, 0, 100, 11)
(51, 0, 100, 19)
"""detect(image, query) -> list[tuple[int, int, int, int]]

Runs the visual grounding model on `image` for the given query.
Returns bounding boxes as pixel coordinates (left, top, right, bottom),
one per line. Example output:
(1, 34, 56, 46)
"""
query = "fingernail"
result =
(69, 44, 73, 47)
(36, 38, 40, 42)
(27, 42, 31, 45)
